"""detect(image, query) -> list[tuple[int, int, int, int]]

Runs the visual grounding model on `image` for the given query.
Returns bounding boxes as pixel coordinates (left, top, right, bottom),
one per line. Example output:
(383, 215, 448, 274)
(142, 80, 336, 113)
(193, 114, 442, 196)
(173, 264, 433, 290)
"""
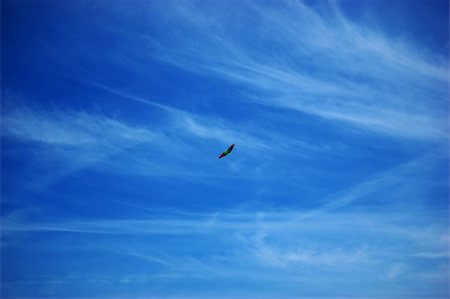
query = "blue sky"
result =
(1, 0, 449, 298)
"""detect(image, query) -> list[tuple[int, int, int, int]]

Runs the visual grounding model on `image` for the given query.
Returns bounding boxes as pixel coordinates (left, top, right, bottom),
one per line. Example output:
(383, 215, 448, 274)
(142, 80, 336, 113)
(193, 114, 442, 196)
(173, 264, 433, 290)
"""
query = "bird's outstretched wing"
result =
(227, 144, 235, 153)
(218, 144, 235, 159)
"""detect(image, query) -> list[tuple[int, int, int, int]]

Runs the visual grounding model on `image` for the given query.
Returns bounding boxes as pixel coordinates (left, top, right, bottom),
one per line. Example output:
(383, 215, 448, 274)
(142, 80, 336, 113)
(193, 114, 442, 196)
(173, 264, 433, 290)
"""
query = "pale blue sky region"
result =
(1, 1, 449, 298)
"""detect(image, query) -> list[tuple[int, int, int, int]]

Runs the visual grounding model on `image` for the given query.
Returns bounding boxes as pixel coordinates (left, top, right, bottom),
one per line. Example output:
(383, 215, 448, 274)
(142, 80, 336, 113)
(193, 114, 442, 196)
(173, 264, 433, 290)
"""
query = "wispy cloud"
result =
(1, 95, 279, 187)
(386, 263, 408, 280)
(1, 101, 170, 189)
(4, 205, 446, 245)
(4, 205, 448, 295)
(139, 0, 448, 140)
(300, 151, 447, 218)
(87, 81, 290, 153)
(2, 1, 448, 298)
(3, 169, 448, 296)
(242, 231, 370, 268)
(2, 104, 158, 146)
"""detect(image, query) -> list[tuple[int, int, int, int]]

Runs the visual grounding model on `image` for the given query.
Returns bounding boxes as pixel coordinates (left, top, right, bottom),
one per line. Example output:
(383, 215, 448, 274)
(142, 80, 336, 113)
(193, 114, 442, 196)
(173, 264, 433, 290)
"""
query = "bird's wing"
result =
(227, 144, 235, 153)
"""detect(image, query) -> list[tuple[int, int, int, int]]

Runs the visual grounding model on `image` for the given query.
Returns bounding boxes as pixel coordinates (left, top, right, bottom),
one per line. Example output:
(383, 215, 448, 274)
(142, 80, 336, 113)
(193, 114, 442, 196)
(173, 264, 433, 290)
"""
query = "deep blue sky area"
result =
(1, 1, 449, 298)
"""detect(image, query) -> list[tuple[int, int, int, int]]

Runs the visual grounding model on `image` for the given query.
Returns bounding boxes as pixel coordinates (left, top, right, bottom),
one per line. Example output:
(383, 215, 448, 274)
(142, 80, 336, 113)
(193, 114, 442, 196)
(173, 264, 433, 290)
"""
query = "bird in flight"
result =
(218, 144, 235, 159)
